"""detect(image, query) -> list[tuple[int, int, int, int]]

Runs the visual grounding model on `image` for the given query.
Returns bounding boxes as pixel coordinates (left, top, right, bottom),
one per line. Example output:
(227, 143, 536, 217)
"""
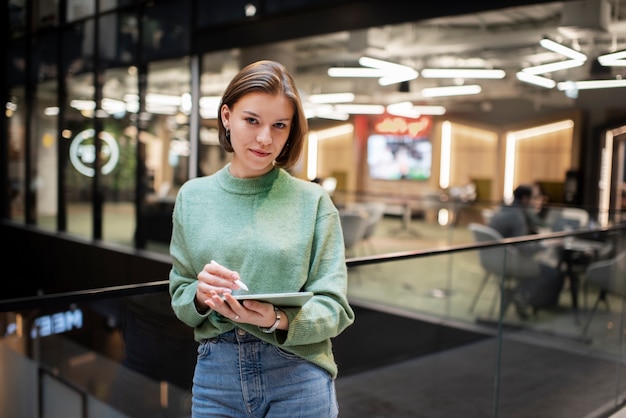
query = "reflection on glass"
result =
(101, 67, 138, 246)
(7, 87, 26, 223)
(66, 0, 95, 22)
(65, 72, 94, 239)
(8, 1, 27, 39)
(199, 52, 232, 177)
(135, 58, 191, 249)
(142, 0, 191, 60)
(34, 79, 59, 232)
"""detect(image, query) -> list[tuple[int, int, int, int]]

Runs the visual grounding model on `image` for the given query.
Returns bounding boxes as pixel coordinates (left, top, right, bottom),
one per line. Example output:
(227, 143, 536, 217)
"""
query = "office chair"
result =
(468, 223, 511, 315)
(340, 211, 369, 258)
(359, 202, 387, 255)
(582, 249, 626, 336)
(468, 223, 541, 317)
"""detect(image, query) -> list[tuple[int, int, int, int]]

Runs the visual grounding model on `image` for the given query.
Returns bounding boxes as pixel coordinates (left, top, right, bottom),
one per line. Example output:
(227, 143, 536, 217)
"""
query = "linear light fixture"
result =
(421, 84, 481, 97)
(439, 120, 452, 189)
(421, 68, 506, 79)
(44, 107, 60, 116)
(540, 38, 587, 61)
(597, 50, 626, 67)
(328, 57, 418, 86)
(308, 92, 355, 104)
(386, 102, 421, 118)
(556, 79, 626, 90)
(333, 104, 385, 114)
(503, 119, 574, 201)
(358, 57, 419, 86)
(521, 59, 585, 75)
(386, 102, 446, 118)
(413, 105, 446, 115)
(598, 124, 626, 226)
(515, 72, 556, 88)
(304, 104, 349, 120)
(327, 67, 384, 77)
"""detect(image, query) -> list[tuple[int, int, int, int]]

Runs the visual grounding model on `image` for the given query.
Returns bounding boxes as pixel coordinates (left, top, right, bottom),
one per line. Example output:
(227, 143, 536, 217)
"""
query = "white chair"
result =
(468, 223, 541, 316)
(359, 202, 387, 255)
(582, 250, 626, 335)
(340, 211, 368, 257)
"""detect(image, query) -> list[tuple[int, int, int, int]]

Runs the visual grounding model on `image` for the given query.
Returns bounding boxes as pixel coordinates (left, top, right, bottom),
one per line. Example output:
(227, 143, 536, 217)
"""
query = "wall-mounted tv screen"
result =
(367, 134, 432, 181)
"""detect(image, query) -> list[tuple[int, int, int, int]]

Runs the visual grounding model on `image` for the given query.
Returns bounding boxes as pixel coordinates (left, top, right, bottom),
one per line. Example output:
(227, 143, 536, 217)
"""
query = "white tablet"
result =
(233, 292, 313, 307)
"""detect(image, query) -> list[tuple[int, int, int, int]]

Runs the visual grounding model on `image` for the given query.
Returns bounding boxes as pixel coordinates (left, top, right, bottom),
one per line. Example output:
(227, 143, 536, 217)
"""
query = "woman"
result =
(169, 60, 355, 417)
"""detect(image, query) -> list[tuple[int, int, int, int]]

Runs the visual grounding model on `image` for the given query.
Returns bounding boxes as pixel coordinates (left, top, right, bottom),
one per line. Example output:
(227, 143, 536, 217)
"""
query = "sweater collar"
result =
(216, 164, 280, 195)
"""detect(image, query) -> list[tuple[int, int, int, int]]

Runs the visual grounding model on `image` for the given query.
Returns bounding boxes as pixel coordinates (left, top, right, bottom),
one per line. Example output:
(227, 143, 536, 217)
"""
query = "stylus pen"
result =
(210, 260, 249, 291)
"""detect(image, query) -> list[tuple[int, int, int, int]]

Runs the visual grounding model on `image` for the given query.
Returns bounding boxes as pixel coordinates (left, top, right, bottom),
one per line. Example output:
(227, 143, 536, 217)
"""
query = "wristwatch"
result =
(259, 306, 281, 333)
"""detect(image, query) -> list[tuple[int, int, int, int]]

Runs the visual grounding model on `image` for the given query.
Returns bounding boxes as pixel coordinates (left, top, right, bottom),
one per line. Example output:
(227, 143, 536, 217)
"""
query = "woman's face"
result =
(221, 92, 294, 178)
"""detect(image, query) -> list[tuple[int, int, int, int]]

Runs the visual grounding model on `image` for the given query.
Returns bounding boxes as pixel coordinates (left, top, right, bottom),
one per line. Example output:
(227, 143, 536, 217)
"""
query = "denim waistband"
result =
(215, 328, 262, 343)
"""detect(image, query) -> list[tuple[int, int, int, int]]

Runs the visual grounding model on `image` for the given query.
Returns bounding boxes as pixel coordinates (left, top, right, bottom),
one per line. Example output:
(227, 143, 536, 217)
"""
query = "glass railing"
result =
(1, 223, 625, 417)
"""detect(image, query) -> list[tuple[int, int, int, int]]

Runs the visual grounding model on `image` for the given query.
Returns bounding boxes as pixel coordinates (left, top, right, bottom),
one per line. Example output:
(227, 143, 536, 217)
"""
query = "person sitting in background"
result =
(488, 184, 564, 318)
(526, 181, 550, 233)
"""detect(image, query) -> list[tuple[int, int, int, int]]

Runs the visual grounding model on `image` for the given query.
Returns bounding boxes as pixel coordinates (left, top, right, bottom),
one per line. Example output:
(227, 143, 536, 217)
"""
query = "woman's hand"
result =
(205, 294, 286, 329)
(194, 261, 244, 312)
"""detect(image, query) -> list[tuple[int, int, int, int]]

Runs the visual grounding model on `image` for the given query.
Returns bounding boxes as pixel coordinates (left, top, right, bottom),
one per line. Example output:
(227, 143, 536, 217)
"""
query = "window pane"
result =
(63, 20, 95, 76)
(135, 58, 190, 249)
(99, 12, 139, 67)
(199, 52, 234, 177)
(101, 67, 138, 247)
(64, 72, 94, 239)
(7, 87, 26, 223)
(100, 0, 138, 13)
(196, 0, 254, 27)
(33, 79, 59, 232)
(8, 0, 27, 39)
(142, 0, 190, 61)
(67, 0, 95, 22)
(33, 0, 59, 30)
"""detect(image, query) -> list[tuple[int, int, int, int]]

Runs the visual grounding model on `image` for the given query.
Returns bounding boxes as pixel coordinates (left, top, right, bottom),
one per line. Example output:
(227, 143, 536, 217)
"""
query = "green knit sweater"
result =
(169, 165, 355, 378)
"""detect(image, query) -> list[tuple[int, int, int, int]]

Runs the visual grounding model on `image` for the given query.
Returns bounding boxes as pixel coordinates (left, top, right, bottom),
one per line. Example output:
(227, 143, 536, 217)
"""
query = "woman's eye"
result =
(246, 117, 258, 125)
(274, 123, 286, 129)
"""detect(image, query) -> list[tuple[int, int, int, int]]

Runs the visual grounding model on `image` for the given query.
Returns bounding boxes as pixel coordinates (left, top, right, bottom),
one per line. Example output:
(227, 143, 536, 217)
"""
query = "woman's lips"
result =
(250, 149, 271, 157)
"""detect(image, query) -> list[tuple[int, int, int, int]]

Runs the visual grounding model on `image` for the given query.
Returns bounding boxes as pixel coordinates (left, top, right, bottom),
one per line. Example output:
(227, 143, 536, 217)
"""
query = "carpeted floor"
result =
(336, 336, 625, 418)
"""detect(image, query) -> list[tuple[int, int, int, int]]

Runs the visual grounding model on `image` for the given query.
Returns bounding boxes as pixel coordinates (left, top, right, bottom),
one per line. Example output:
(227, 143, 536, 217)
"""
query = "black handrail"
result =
(0, 280, 168, 312)
(1, 224, 623, 313)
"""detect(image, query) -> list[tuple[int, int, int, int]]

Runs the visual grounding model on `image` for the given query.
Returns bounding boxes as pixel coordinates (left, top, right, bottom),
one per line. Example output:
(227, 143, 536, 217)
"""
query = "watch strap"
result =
(259, 306, 281, 333)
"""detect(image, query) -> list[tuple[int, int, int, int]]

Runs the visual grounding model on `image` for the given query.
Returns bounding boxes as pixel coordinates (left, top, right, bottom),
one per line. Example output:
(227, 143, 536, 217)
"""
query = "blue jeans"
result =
(192, 328, 338, 418)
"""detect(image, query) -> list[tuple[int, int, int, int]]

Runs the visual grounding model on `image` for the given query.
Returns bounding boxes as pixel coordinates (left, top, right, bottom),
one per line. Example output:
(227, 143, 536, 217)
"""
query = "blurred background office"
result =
(2, 1, 626, 417)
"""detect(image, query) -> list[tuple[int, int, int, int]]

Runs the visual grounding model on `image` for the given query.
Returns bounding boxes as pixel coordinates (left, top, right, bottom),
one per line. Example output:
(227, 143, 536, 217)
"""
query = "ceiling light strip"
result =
(598, 50, 626, 67)
(540, 38, 587, 61)
(334, 104, 385, 114)
(557, 79, 626, 90)
(327, 67, 385, 77)
(421, 68, 505, 79)
(522, 59, 585, 75)
(516, 72, 556, 89)
(421, 85, 481, 97)
(358, 56, 412, 71)
(308, 92, 355, 103)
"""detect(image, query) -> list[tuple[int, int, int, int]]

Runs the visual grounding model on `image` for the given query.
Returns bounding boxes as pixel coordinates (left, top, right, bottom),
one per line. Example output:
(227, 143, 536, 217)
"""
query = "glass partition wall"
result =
(6, 85, 27, 224)
(6, 2, 626, 252)
(1, 225, 624, 417)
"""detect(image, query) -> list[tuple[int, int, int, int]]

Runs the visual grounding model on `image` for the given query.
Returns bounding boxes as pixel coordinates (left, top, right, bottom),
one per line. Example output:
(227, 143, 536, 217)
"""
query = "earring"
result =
(225, 128, 231, 142)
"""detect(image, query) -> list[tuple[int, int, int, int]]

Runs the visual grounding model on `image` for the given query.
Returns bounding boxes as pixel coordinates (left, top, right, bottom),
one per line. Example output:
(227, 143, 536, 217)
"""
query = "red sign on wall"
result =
(374, 115, 432, 138)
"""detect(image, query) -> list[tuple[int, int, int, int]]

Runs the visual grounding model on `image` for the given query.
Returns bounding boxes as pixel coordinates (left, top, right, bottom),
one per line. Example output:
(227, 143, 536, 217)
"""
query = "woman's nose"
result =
(257, 127, 272, 145)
